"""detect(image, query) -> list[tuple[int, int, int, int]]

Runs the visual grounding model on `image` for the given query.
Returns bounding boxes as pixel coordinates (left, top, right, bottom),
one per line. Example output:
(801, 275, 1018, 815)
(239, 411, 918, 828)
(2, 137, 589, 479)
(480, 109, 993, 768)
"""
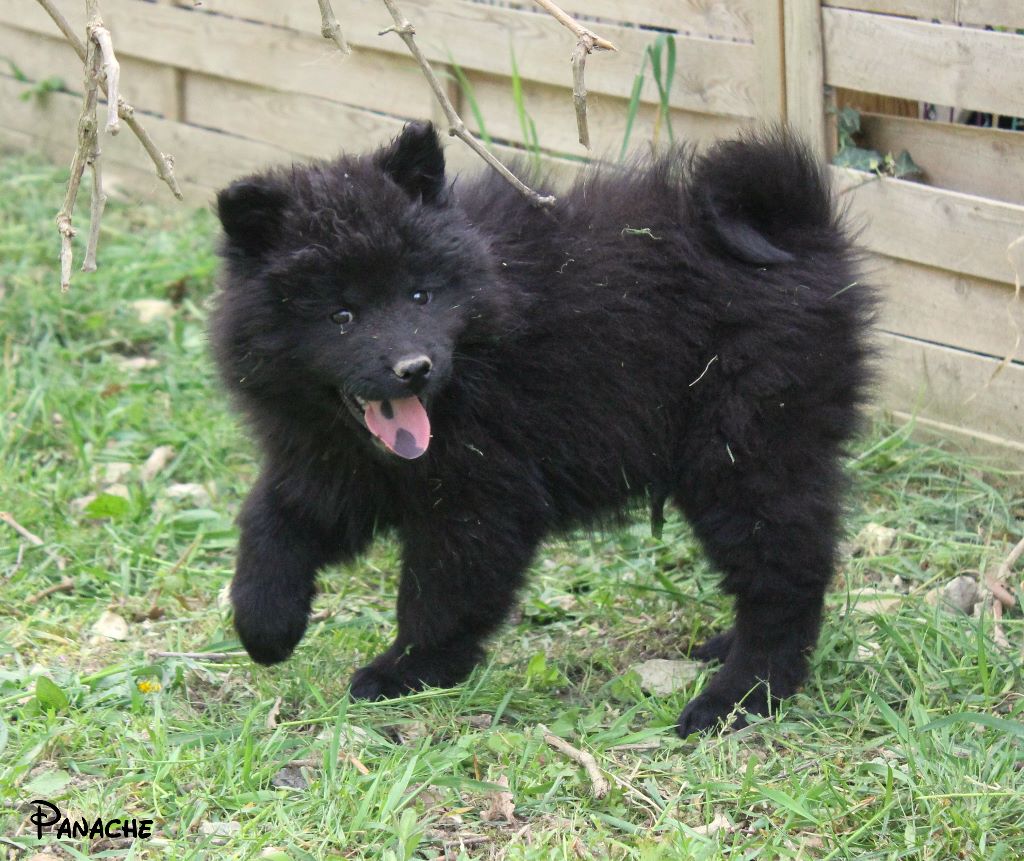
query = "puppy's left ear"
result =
(375, 121, 446, 204)
(216, 176, 289, 257)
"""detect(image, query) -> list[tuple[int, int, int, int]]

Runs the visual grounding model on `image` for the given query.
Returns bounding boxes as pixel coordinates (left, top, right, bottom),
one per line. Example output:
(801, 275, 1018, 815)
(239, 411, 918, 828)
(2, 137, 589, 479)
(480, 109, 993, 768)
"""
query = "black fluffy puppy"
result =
(211, 123, 873, 735)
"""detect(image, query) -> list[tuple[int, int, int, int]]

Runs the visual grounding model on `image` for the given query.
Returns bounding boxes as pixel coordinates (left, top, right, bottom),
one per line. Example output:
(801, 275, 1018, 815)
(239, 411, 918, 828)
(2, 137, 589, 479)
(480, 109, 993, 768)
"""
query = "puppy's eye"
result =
(330, 309, 355, 326)
(411, 290, 432, 306)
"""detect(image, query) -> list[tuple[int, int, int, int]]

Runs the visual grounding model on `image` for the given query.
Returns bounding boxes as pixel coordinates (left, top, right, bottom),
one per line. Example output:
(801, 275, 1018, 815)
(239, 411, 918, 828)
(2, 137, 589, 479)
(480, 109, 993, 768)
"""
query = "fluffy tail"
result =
(689, 130, 837, 265)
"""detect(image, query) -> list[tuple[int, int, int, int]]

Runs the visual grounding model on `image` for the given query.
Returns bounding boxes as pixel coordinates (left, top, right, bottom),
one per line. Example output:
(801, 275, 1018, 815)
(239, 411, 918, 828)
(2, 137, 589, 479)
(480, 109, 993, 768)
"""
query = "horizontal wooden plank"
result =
(184, 74, 404, 162)
(1, 74, 290, 201)
(824, 1, 1024, 29)
(872, 257, 1023, 360)
(875, 332, 1024, 445)
(0, 23, 181, 119)
(2, 0, 435, 119)
(462, 70, 750, 158)
(2, 68, 581, 204)
(190, 0, 756, 40)
(552, 0, 755, 37)
(184, 72, 582, 187)
(0, 124, 208, 204)
(832, 167, 1024, 285)
(823, 7, 1024, 117)
(858, 113, 1024, 205)
(883, 410, 1024, 461)
(138, 0, 759, 117)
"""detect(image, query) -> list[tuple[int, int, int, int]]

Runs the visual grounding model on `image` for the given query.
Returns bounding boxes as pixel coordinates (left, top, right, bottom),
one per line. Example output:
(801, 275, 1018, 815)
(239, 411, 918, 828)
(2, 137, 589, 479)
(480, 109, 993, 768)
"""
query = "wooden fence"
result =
(0, 1, 1022, 457)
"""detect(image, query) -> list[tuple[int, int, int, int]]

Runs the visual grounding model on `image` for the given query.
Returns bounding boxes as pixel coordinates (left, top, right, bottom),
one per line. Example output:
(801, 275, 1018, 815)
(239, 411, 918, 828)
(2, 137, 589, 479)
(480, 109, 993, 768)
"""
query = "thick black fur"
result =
(211, 122, 874, 735)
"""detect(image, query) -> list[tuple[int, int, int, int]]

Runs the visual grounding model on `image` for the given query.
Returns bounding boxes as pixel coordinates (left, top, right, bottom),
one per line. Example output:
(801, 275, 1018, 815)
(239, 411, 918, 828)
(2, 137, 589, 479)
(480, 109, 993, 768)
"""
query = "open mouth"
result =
(341, 391, 431, 460)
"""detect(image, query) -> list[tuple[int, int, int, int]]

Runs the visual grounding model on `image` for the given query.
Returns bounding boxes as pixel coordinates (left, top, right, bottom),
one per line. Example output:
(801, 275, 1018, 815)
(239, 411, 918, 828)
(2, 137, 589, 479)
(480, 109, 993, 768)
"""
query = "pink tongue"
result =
(363, 397, 431, 459)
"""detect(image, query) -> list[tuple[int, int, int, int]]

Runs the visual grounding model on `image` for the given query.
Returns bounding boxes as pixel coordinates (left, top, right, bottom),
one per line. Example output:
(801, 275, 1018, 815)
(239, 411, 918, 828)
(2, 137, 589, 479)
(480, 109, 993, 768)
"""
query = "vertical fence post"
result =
(783, 0, 827, 159)
(752, 0, 787, 122)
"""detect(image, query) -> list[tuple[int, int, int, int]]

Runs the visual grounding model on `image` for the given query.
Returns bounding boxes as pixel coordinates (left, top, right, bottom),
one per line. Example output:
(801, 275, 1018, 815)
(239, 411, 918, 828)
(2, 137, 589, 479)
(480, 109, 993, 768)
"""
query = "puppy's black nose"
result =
(392, 355, 433, 386)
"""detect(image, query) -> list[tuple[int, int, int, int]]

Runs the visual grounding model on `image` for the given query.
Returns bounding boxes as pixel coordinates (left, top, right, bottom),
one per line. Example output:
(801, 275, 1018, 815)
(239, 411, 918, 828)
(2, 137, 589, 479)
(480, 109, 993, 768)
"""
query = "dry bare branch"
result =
(89, 23, 121, 134)
(26, 577, 75, 605)
(34, 0, 183, 200)
(55, 37, 100, 291)
(317, 0, 351, 54)
(539, 725, 609, 798)
(378, 0, 555, 208)
(0, 511, 45, 546)
(531, 0, 617, 149)
(150, 651, 248, 661)
(994, 536, 1024, 598)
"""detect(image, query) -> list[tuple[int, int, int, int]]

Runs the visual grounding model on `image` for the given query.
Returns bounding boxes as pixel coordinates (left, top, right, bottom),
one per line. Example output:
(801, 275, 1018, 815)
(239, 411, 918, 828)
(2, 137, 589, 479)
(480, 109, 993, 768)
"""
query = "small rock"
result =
(104, 483, 131, 500)
(199, 821, 241, 838)
(71, 493, 97, 514)
(851, 523, 897, 558)
(131, 298, 175, 323)
(690, 812, 733, 837)
(141, 445, 175, 481)
(480, 774, 517, 824)
(164, 482, 212, 508)
(93, 461, 133, 486)
(270, 765, 308, 791)
(92, 610, 129, 641)
(925, 575, 980, 614)
(631, 659, 702, 696)
(116, 356, 159, 371)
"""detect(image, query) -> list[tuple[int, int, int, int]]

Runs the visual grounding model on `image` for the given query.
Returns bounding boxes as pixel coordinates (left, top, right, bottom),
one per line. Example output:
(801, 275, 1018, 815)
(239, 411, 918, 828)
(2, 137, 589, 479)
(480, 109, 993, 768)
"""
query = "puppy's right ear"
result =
(216, 178, 288, 257)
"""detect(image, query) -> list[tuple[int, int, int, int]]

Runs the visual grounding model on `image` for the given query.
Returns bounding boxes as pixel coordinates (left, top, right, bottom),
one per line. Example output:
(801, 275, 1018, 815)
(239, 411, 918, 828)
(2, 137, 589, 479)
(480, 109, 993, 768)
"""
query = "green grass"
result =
(1, 153, 1022, 860)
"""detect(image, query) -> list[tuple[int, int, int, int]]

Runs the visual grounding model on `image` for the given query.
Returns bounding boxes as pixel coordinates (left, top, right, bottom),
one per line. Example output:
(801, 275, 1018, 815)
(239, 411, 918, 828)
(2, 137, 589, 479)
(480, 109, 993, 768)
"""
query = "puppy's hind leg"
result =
(349, 513, 542, 700)
(675, 450, 844, 735)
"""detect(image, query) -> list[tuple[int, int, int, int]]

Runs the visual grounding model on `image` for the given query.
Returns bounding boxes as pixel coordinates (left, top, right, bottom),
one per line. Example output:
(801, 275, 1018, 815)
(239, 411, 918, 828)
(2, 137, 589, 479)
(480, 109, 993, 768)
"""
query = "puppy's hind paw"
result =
(692, 629, 735, 663)
(349, 664, 416, 701)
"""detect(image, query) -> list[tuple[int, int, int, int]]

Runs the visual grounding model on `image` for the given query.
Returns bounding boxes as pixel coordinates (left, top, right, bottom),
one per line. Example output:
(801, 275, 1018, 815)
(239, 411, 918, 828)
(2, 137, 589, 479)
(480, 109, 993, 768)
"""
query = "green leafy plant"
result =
(5, 59, 65, 105)
(446, 56, 492, 146)
(832, 106, 923, 179)
(620, 34, 677, 160)
(509, 46, 542, 173)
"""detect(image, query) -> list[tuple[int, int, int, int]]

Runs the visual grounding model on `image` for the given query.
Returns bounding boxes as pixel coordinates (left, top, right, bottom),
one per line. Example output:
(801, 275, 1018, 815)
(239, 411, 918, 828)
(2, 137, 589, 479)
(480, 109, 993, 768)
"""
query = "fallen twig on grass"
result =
(378, 0, 555, 208)
(985, 536, 1023, 651)
(150, 650, 248, 662)
(539, 724, 609, 798)
(26, 576, 75, 605)
(531, 0, 617, 149)
(0, 511, 44, 546)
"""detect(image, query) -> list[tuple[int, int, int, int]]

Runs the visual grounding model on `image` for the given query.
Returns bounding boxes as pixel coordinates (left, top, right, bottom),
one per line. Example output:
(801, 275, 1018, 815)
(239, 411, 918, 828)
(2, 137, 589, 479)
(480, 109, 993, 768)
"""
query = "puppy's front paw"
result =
(231, 583, 310, 666)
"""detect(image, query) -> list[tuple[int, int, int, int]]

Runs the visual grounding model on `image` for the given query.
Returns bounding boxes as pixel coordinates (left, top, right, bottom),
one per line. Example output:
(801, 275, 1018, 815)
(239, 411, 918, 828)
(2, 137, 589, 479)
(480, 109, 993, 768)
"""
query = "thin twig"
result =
(992, 536, 1024, 602)
(0, 512, 45, 546)
(539, 725, 609, 798)
(985, 536, 1023, 652)
(531, 0, 617, 149)
(55, 36, 100, 291)
(34, 0, 183, 200)
(150, 651, 248, 661)
(316, 0, 351, 54)
(26, 577, 75, 605)
(378, 0, 555, 208)
(83, 48, 107, 271)
(89, 22, 120, 133)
